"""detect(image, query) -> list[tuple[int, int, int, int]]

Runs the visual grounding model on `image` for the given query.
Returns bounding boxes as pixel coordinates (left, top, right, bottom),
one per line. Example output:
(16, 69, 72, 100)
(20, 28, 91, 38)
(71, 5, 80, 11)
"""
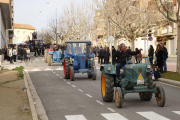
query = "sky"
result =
(14, 0, 91, 31)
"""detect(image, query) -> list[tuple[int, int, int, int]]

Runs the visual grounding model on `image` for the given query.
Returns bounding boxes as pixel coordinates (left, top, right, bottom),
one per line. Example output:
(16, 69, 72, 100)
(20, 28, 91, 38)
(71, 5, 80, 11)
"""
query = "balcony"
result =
(154, 25, 174, 37)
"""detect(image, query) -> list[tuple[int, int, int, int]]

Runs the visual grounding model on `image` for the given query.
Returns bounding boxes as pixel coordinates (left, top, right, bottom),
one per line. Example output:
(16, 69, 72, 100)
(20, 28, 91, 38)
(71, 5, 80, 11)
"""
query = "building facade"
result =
(13, 24, 36, 44)
(0, 0, 14, 48)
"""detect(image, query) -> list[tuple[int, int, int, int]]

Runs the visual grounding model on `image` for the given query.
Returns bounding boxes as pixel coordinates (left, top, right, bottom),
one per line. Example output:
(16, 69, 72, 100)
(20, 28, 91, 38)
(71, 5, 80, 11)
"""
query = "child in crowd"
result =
(152, 67, 161, 81)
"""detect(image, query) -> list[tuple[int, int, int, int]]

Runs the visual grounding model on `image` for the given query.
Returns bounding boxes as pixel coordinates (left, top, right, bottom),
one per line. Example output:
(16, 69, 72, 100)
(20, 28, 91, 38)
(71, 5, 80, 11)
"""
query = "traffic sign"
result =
(108, 36, 115, 43)
(148, 37, 153, 41)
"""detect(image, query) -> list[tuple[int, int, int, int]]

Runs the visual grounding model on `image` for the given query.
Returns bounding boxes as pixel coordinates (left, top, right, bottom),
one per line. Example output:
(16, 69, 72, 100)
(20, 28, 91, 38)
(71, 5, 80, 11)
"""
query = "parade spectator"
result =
(27, 48, 30, 61)
(23, 47, 27, 61)
(137, 49, 142, 64)
(148, 45, 154, 65)
(105, 47, 110, 64)
(155, 44, 163, 73)
(4, 47, 7, 61)
(13, 47, 17, 62)
(161, 43, 168, 72)
(99, 47, 106, 64)
(112, 46, 116, 65)
(152, 67, 161, 81)
(20, 47, 23, 62)
(9, 47, 13, 64)
(134, 48, 138, 64)
(98, 47, 101, 64)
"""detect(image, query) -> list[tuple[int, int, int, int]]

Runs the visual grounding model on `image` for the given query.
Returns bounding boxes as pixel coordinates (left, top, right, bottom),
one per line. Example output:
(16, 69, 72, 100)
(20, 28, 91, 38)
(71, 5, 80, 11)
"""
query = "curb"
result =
(159, 78, 180, 87)
(24, 71, 49, 120)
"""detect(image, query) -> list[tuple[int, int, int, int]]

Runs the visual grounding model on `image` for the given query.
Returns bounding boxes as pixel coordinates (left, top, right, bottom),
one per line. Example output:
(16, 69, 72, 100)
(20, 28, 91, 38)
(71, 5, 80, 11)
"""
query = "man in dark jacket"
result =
(99, 47, 106, 64)
(161, 43, 168, 72)
(113, 43, 141, 78)
(112, 46, 116, 65)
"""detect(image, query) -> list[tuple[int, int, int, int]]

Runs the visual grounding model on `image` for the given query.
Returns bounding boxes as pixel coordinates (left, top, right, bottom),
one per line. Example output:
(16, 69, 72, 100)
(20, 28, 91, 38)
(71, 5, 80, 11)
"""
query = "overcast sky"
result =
(14, 0, 91, 31)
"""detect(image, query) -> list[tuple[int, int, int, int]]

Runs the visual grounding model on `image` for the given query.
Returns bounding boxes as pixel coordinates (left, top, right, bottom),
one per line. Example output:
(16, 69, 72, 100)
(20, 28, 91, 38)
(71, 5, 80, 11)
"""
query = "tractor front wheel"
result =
(147, 72, 153, 89)
(155, 86, 165, 107)
(92, 66, 96, 80)
(64, 58, 70, 79)
(70, 67, 74, 81)
(115, 87, 123, 108)
(139, 92, 152, 101)
(101, 70, 114, 102)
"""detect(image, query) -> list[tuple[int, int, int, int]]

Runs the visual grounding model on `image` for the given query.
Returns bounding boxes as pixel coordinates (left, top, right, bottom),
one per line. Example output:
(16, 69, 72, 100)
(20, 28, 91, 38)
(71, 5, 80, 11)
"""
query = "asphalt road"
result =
(28, 56, 180, 120)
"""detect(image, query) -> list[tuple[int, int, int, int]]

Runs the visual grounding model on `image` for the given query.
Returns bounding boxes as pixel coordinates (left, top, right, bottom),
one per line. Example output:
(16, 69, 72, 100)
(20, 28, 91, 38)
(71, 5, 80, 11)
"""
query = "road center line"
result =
(67, 82, 71, 84)
(172, 111, 180, 115)
(72, 85, 76, 87)
(107, 107, 116, 112)
(96, 100, 104, 105)
(86, 94, 92, 98)
(78, 89, 83, 92)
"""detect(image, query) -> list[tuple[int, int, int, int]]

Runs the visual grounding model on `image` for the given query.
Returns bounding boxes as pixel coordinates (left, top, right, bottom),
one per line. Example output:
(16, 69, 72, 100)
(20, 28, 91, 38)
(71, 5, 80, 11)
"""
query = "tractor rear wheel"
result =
(70, 67, 74, 81)
(115, 87, 123, 108)
(147, 72, 153, 89)
(101, 70, 114, 102)
(139, 92, 152, 101)
(155, 86, 165, 107)
(64, 58, 70, 79)
(92, 66, 96, 80)
(87, 60, 95, 78)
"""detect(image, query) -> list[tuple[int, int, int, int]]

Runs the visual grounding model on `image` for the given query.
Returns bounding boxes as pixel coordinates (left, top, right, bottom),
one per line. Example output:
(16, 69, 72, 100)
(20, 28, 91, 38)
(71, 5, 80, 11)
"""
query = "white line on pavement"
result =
(107, 107, 116, 112)
(101, 113, 128, 120)
(56, 74, 59, 76)
(137, 111, 170, 120)
(157, 81, 180, 89)
(60, 77, 62, 79)
(96, 100, 104, 105)
(86, 94, 92, 98)
(72, 85, 76, 87)
(65, 115, 87, 120)
(67, 82, 71, 84)
(172, 111, 180, 115)
(78, 89, 83, 92)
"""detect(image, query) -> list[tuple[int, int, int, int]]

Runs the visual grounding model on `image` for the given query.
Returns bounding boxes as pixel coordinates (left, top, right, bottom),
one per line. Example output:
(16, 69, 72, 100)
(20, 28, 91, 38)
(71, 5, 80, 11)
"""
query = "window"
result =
(17, 31, 19, 35)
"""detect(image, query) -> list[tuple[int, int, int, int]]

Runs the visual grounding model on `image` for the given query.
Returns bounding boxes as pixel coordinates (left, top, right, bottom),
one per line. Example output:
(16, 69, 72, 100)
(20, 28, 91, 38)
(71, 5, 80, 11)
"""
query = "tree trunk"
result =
(177, 23, 180, 73)
(131, 40, 135, 64)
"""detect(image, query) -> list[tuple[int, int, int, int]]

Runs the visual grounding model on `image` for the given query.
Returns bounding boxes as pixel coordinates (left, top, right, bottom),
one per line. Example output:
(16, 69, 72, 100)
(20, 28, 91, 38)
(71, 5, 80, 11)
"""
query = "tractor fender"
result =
(100, 65, 116, 74)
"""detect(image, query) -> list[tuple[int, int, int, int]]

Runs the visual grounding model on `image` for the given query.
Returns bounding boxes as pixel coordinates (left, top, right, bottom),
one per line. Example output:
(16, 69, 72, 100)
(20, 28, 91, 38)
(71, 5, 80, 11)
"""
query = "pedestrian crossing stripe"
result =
(172, 111, 180, 115)
(65, 115, 87, 120)
(31, 68, 41, 71)
(55, 67, 63, 70)
(101, 113, 128, 120)
(137, 111, 170, 120)
(43, 68, 53, 71)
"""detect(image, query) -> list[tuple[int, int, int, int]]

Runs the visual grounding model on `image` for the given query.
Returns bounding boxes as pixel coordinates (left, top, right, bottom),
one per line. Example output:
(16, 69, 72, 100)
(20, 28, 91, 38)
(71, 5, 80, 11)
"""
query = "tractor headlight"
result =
(90, 58, 94, 61)
(107, 66, 111, 71)
(147, 64, 151, 69)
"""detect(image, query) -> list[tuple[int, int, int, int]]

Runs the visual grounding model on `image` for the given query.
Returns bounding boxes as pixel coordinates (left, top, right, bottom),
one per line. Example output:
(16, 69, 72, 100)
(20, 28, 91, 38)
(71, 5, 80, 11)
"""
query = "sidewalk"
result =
(2, 60, 26, 70)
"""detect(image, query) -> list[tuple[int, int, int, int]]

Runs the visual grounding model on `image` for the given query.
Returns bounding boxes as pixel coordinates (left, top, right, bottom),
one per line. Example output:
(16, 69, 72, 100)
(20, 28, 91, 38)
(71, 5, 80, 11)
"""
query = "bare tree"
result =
(155, 0, 180, 73)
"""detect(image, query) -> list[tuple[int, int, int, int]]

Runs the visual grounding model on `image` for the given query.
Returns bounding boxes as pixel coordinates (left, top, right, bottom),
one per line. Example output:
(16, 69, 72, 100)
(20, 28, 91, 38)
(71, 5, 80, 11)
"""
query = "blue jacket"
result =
(162, 47, 168, 59)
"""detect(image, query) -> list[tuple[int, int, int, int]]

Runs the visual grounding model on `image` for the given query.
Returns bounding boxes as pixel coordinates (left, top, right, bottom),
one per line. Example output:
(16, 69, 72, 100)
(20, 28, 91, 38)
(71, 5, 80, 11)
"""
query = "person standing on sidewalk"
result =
(161, 43, 168, 72)
(112, 46, 116, 65)
(148, 45, 154, 65)
(100, 47, 106, 64)
(9, 47, 13, 64)
(20, 47, 24, 62)
(156, 44, 163, 73)
(26, 48, 30, 61)
(23, 47, 27, 61)
(13, 47, 17, 62)
(105, 47, 110, 64)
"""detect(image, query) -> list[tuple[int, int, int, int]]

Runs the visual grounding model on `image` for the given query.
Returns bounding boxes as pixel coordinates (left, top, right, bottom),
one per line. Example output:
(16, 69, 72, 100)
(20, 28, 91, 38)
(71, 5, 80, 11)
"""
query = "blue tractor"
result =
(48, 50, 64, 66)
(63, 40, 96, 81)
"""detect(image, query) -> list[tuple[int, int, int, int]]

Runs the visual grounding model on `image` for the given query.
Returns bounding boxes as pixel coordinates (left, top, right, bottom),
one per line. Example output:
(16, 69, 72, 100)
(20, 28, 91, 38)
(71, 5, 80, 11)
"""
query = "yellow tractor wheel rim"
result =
(115, 91, 119, 105)
(156, 88, 161, 104)
(101, 74, 106, 97)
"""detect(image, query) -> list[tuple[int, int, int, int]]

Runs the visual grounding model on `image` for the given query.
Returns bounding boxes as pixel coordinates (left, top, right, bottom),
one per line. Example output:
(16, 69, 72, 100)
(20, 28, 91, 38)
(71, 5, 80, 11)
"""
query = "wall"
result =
(0, 6, 6, 48)
(14, 28, 35, 43)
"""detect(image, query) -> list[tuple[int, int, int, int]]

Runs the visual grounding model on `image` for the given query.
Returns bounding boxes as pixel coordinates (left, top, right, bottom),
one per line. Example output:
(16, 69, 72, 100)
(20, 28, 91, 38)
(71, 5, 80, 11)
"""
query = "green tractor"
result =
(100, 62, 165, 108)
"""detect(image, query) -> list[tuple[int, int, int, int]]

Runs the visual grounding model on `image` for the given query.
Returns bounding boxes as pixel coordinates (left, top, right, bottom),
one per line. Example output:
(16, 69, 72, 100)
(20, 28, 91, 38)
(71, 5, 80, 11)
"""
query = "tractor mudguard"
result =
(100, 65, 116, 74)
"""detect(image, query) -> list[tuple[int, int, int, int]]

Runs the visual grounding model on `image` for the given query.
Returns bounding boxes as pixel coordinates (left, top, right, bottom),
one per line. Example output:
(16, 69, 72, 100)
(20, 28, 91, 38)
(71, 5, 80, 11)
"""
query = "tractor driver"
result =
(113, 43, 142, 79)
(74, 43, 81, 54)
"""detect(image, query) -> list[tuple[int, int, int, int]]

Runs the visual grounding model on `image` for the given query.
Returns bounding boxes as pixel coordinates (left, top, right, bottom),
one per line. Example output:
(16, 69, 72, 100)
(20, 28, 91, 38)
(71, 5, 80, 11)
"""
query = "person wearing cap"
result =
(113, 43, 142, 78)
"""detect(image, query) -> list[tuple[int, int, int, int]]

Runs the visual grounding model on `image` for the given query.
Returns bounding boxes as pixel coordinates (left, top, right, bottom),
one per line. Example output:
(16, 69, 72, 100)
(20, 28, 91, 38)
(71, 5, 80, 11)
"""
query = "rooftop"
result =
(14, 23, 36, 30)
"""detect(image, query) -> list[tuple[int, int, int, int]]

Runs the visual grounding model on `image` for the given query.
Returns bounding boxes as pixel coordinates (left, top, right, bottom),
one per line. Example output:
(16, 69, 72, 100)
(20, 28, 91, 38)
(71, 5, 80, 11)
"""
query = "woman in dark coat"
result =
(148, 45, 154, 65)
(105, 47, 110, 64)
(155, 44, 163, 73)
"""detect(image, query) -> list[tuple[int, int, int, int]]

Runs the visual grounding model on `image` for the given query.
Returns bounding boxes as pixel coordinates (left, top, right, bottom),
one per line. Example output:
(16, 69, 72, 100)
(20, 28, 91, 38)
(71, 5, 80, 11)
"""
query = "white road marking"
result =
(86, 94, 92, 98)
(107, 107, 116, 112)
(56, 74, 59, 76)
(172, 111, 180, 115)
(65, 115, 87, 120)
(67, 82, 71, 84)
(78, 89, 83, 92)
(56, 67, 63, 70)
(101, 113, 128, 120)
(44, 68, 53, 71)
(137, 111, 170, 120)
(60, 77, 62, 79)
(96, 100, 104, 105)
(72, 85, 76, 87)
(31, 68, 41, 71)
(158, 81, 180, 89)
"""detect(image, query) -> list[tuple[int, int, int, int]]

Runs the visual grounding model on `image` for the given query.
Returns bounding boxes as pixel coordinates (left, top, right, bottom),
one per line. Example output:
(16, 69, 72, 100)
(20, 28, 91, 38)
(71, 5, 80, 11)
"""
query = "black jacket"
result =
(156, 50, 163, 67)
(105, 51, 110, 60)
(99, 49, 106, 57)
(148, 49, 154, 58)
(113, 49, 140, 65)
